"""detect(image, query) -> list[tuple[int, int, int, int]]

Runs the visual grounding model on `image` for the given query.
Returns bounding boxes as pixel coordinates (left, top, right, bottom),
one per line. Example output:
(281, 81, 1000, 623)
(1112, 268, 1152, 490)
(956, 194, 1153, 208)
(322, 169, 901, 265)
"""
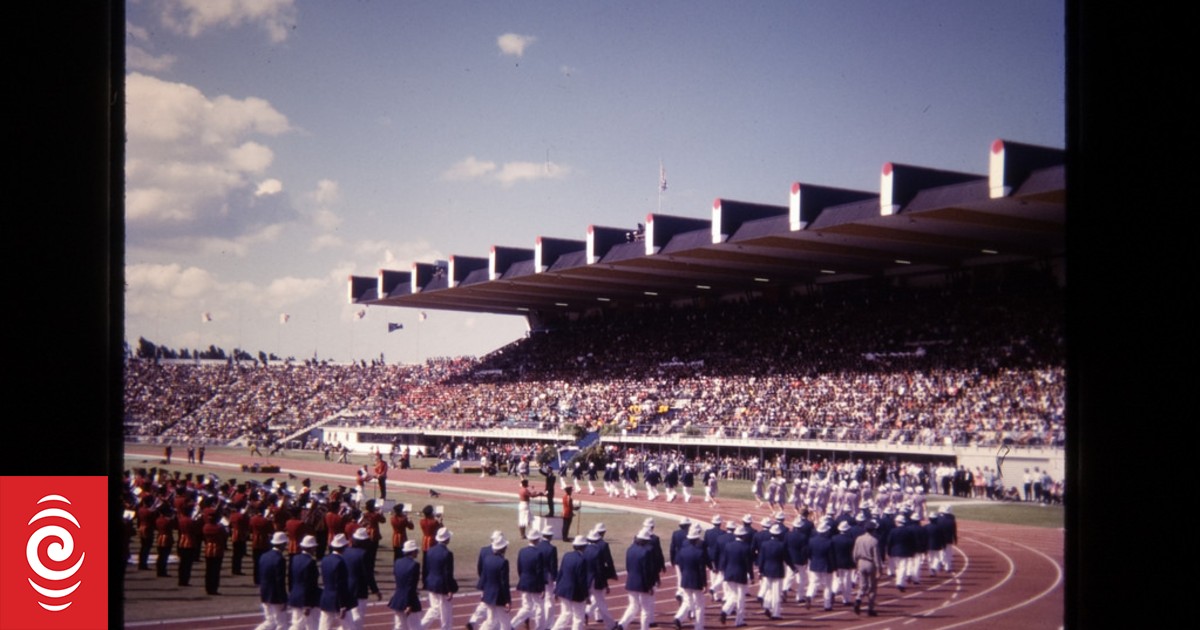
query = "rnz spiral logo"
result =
(26, 494, 85, 611)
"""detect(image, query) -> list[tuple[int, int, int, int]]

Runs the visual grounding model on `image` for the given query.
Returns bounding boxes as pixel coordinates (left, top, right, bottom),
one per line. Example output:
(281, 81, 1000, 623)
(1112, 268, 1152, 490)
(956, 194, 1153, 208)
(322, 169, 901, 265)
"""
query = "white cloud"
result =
(264, 275, 328, 306)
(313, 208, 341, 232)
(442, 156, 569, 186)
(182, 223, 285, 257)
(497, 33, 536, 57)
(495, 161, 569, 187)
(128, 45, 177, 73)
(559, 65, 576, 77)
(441, 156, 497, 181)
(310, 233, 344, 251)
(126, 72, 291, 227)
(255, 178, 283, 196)
(313, 179, 340, 205)
(159, 0, 297, 44)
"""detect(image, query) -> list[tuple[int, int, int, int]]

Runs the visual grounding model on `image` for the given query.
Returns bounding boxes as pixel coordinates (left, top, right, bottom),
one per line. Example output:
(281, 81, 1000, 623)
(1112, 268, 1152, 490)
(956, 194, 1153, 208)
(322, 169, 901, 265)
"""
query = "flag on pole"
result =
(280, 313, 290, 324)
(418, 312, 428, 322)
(659, 160, 667, 193)
(201, 312, 212, 323)
(388, 323, 404, 332)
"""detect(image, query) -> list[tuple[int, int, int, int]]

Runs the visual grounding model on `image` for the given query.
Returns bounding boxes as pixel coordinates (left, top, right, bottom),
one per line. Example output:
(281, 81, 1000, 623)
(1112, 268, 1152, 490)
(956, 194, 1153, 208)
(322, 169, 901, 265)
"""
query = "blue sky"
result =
(125, 0, 1064, 364)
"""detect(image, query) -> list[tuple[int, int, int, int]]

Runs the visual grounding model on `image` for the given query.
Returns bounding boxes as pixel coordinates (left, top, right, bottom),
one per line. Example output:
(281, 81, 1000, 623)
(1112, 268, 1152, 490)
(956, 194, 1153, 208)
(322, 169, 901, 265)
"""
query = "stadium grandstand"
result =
(124, 138, 1064, 485)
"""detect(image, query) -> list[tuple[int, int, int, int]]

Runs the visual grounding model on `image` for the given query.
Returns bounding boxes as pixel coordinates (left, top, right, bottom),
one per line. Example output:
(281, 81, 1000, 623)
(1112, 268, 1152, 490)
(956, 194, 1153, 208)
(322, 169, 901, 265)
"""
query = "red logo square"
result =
(0, 476, 108, 630)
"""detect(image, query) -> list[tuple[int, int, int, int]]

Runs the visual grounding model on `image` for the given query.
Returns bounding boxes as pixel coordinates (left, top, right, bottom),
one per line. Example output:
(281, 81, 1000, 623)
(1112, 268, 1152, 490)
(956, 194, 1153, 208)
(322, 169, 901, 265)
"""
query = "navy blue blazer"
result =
(831, 533, 856, 571)
(675, 543, 708, 591)
(720, 539, 753, 584)
(480, 553, 511, 606)
(319, 553, 352, 612)
(624, 543, 655, 594)
(516, 545, 546, 593)
(423, 543, 458, 594)
(756, 537, 789, 578)
(288, 552, 322, 608)
(343, 546, 371, 599)
(259, 548, 288, 604)
(537, 539, 558, 585)
(388, 556, 422, 613)
(555, 550, 589, 602)
(807, 533, 836, 574)
(584, 541, 616, 590)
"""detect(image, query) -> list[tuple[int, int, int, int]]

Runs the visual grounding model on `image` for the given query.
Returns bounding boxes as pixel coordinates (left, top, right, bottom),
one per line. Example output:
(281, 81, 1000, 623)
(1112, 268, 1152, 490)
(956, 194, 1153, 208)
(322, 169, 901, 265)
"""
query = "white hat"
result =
(816, 521, 831, 534)
(573, 535, 589, 547)
(769, 523, 783, 536)
(679, 517, 691, 526)
(792, 515, 804, 527)
(271, 531, 289, 546)
(643, 517, 655, 528)
(586, 530, 601, 542)
(725, 521, 736, 531)
(711, 514, 722, 524)
(894, 515, 906, 525)
(837, 521, 850, 532)
(742, 514, 753, 524)
(734, 525, 750, 537)
(491, 536, 509, 551)
(635, 528, 652, 541)
(593, 522, 607, 533)
(760, 516, 772, 527)
(490, 530, 504, 542)
(774, 513, 785, 522)
(402, 540, 420, 553)
(436, 527, 452, 542)
(353, 527, 370, 541)
(331, 533, 349, 549)
(300, 535, 319, 549)
(528, 529, 542, 541)
(687, 524, 703, 540)
(542, 526, 555, 538)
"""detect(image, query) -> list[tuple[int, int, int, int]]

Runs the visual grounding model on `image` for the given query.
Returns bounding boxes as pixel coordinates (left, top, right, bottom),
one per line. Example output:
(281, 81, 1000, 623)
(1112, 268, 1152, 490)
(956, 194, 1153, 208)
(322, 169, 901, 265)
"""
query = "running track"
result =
(124, 448, 1064, 629)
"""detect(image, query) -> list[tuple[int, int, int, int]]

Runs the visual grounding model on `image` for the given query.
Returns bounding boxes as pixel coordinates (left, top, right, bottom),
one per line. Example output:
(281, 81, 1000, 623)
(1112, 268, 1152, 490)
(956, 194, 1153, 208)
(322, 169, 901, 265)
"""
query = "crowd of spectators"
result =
(125, 281, 1064, 451)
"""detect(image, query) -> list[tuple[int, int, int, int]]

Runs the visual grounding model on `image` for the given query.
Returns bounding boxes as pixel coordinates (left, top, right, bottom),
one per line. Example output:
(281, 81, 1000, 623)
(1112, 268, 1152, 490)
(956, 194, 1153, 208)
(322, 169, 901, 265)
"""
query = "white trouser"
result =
(422, 593, 454, 629)
(833, 569, 853, 603)
(481, 603, 512, 630)
(318, 610, 344, 630)
(720, 582, 746, 626)
(674, 588, 705, 630)
(470, 601, 489, 624)
(791, 563, 808, 600)
(550, 599, 586, 630)
(617, 591, 653, 628)
(587, 587, 614, 626)
(682, 486, 691, 502)
(761, 576, 783, 617)
(806, 570, 833, 609)
(290, 606, 320, 630)
(256, 603, 288, 630)
(511, 591, 545, 630)
(392, 610, 425, 630)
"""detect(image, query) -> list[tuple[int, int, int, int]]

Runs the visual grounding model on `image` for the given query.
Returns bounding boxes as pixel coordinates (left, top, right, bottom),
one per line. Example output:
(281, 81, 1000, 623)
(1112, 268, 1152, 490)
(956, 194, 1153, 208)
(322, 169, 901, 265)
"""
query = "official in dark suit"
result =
(289, 535, 322, 630)
(389, 540, 423, 630)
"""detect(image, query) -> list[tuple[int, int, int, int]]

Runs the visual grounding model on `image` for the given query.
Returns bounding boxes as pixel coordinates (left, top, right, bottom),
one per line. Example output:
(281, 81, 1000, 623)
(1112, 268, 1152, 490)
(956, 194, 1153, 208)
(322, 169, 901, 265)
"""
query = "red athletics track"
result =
(123, 447, 1064, 630)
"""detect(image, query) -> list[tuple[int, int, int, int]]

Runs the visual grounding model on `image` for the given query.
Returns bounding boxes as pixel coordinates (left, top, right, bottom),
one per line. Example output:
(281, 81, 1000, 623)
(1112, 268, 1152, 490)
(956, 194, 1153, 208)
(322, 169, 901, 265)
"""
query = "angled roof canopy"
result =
(349, 139, 1064, 317)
